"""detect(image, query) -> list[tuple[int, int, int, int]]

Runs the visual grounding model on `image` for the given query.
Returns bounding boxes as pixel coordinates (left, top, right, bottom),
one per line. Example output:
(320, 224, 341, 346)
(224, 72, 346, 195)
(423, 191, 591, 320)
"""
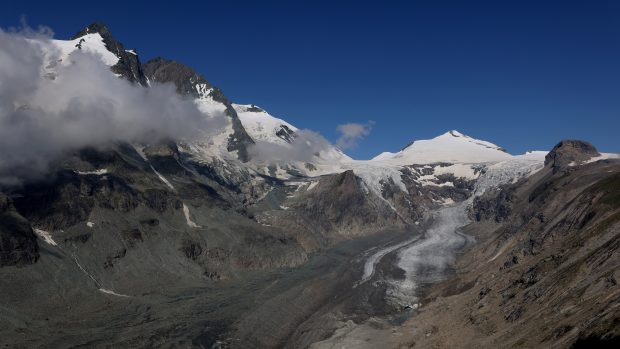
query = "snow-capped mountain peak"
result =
(436, 130, 506, 152)
(47, 32, 120, 67)
(30, 22, 149, 86)
(30, 31, 120, 79)
(233, 103, 298, 145)
(371, 130, 513, 164)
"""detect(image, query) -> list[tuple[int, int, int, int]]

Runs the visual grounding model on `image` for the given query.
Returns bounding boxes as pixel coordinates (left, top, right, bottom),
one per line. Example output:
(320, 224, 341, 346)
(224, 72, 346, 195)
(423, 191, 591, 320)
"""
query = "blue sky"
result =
(2, 0, 619, 159)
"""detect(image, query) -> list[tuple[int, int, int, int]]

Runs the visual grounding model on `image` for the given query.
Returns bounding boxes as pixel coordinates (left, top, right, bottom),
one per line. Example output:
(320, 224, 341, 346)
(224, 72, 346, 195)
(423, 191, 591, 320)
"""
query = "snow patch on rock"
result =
(75, 169, 108, 175)
(37, 33, 120, 68)
(568, 152, 619, 167)
(150, 165, 175, 190)
(33, 228, 57, 246)
(183, 203, 201, 228)
(99, 288, 130, 297)
(306, 181, 319, 191)
(233, 103, 298, 146)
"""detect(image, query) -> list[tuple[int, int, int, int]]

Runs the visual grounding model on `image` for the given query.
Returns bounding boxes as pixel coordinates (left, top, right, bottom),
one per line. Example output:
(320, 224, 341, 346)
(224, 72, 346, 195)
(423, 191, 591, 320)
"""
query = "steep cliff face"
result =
(390, 145, 620, 349)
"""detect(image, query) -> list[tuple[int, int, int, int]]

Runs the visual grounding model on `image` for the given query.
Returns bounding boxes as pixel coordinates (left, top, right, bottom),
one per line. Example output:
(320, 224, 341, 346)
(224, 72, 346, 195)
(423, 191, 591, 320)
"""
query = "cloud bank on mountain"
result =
(0, 27, 226, 184)
(248, 129, 334, 164)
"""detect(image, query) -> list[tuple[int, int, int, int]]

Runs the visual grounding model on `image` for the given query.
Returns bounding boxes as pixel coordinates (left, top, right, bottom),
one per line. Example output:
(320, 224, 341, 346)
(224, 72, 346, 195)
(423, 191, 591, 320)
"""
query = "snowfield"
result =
(371, 130, 512, 165)
(183, 203, 201, 228)
(233, 104, 298, 146)
(36, 33, 120, 68)
(568, 152, 620, 167)
(33, 228, 57, 246)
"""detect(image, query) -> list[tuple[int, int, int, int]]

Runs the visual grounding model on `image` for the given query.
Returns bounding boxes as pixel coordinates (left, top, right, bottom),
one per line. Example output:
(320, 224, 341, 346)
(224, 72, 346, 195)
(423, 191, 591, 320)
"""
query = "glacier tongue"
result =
(388, 201, 472, 307)
(385, 152, 546, 308)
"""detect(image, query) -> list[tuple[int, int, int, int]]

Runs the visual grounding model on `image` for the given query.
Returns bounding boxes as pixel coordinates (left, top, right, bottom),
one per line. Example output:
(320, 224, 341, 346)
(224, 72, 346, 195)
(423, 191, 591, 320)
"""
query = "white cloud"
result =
(336, 121, 375, 150)
(248, 129, 333, 164)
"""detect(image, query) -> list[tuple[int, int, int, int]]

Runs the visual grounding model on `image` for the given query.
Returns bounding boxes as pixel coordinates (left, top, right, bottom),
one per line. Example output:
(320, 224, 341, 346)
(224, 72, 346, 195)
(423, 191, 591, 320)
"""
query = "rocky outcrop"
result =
(470, 186, 514, 222)
(0, 194, 39, 267)
(544, 140, 600, 172)
(142, 57, 215, 98)
(253, 170, 405, 251)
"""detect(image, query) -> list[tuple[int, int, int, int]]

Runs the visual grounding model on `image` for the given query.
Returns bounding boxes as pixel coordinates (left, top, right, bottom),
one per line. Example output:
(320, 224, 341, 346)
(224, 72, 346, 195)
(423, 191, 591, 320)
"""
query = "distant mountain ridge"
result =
(371, 130, 511, 164)
(58, 22, 523, 168)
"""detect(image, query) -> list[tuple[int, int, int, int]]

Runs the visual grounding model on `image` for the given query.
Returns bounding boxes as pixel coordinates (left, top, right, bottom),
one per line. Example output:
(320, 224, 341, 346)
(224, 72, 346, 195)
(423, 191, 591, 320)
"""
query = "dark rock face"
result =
(399, 163, 478, 213)
(181, 240, 203, 260)
(245, 105, 264, 113)
(0, 194, 39, 267)
(256, 170, 404, 251)
(143, 58, 255, 161)
(470, 187, 513, 222)
(12, 172, 97, 230)
(544, 140, 600, 172)
(72, 22, 148, 86)
(314, 170, 381, 228)
(275, 124, 296, 143)
(142, 57, 214, 97)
